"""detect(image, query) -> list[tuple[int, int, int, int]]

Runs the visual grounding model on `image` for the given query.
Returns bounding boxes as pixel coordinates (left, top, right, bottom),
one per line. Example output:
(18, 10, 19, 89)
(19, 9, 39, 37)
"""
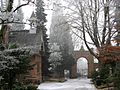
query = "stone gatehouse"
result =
(71, 46, 98, 78)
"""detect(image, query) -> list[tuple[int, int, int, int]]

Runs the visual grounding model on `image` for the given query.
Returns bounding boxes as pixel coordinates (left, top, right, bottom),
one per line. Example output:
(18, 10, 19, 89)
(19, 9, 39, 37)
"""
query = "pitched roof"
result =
(30, 11, 36, 19)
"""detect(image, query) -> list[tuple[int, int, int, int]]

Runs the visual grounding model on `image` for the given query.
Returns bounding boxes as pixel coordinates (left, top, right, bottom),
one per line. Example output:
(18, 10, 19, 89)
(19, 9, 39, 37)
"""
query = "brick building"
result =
(8, 12, 43, 83)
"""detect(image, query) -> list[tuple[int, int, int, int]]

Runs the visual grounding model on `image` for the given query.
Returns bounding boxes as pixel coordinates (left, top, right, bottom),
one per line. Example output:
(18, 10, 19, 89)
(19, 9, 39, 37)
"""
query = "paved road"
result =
(37, 78, 97, 90)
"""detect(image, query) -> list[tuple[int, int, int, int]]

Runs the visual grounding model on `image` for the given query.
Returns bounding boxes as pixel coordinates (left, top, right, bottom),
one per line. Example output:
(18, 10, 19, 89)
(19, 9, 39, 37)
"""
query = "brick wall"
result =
(24, 54, 42, 84)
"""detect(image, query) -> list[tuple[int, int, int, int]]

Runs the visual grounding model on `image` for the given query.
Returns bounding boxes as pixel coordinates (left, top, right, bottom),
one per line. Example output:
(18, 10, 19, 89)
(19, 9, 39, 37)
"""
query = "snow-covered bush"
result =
(49, 43, 63, 71)
(0, 45, 31, 90)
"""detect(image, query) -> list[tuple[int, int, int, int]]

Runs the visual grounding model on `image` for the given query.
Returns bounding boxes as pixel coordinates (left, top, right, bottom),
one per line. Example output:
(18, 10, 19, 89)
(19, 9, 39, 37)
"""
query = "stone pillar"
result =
(71, 63, 77, 78)
(88, 56, 94, 78)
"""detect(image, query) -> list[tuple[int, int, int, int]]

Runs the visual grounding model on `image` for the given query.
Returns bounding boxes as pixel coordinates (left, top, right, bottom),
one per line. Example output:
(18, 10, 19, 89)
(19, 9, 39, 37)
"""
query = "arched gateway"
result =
(71, 46, 95, 78)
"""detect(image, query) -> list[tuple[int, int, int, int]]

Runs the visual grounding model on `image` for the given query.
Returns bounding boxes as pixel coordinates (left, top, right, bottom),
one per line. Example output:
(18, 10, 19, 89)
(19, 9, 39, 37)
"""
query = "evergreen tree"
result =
(42, 27, 51, 77)
(0, 44, 31, 90)
(50, 1, 75, 77)
(36, 0, 50, 78)
(49, 43, 63, 77)
(60, 41, 75, 77)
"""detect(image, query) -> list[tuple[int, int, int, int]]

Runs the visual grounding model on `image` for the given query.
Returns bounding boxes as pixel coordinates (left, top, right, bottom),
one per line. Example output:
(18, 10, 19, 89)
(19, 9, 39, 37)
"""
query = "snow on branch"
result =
(0, 0, 34, 25)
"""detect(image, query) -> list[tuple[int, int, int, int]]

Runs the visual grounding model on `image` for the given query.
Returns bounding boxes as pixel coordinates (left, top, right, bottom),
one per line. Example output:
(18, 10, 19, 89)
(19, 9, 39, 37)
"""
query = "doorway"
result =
(77, 57, 88, 78)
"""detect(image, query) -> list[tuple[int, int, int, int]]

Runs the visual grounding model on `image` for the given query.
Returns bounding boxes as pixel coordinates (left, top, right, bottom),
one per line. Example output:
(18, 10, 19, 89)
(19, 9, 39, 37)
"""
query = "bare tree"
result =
(0, 0, 34, 44)
(62, 0, 116, 62)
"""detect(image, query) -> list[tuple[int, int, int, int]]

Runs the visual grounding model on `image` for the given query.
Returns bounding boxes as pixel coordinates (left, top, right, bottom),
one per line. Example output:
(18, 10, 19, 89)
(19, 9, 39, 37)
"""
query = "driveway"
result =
(37, 78, 97, 90)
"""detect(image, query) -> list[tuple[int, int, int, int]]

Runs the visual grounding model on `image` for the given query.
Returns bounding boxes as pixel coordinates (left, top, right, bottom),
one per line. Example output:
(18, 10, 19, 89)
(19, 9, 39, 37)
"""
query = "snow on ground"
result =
(37, 78, 97, 90)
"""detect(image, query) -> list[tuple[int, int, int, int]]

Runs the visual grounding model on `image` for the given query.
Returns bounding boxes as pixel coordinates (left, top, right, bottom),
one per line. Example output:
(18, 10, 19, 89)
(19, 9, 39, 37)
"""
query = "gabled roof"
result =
(80, 43, 85, 51)
(30, 11, 36, 19)
(29, 11, 37, 22)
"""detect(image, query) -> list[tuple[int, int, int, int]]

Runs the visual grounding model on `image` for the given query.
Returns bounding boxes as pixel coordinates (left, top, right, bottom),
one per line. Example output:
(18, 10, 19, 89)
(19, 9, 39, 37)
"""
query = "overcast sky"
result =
(14, 0, 52, 32)
(13, 0, 90, 51)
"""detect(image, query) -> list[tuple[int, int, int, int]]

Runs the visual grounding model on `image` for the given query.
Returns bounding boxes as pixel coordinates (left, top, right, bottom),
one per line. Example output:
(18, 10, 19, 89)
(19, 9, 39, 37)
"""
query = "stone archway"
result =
(71, 47, 94, 78)
(77, 58, 88, 78)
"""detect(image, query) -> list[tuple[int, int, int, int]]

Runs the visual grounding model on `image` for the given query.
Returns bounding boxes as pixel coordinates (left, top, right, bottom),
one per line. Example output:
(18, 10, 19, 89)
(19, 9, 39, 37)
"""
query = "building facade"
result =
(8, 12, 43, 83)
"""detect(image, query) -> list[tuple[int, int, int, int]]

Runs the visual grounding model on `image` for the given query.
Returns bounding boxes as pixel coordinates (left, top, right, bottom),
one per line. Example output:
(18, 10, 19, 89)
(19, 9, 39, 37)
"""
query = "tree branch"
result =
(13, 1, 30, 12)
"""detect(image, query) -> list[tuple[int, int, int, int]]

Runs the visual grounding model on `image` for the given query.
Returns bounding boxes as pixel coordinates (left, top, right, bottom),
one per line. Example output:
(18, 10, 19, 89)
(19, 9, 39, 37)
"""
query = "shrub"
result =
(26, 85, 37, 90)
(113, 64, 120, 90)
(92, 64, 110, 86)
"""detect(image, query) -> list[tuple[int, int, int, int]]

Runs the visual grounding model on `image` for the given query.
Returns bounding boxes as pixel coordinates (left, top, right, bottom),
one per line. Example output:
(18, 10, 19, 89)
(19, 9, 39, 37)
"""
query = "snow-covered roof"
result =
(9, 29, 42, 54)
